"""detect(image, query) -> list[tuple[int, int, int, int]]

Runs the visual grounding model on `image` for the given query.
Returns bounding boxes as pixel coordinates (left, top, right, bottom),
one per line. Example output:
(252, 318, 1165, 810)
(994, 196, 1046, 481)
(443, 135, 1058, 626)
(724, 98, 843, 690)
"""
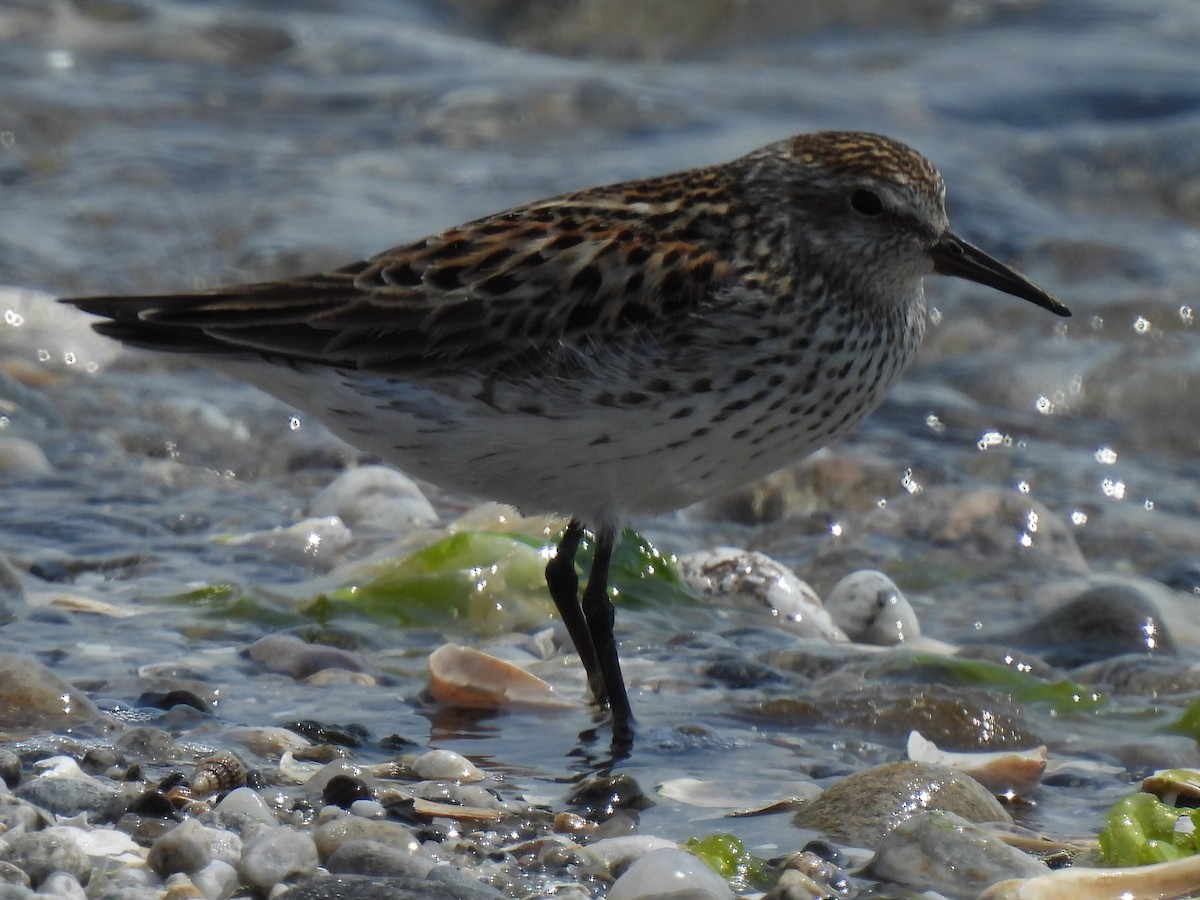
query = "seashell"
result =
(1142, 768, 1200, 804)
(190, 753, 249, 795)
(979, 854, 1200, 899)
(427, 643, 577, 708)
(907, 730, 1047, 797)
(657, 776, 819, 810)
(409, 796, 504, 823)
(676, 547, 847, 641)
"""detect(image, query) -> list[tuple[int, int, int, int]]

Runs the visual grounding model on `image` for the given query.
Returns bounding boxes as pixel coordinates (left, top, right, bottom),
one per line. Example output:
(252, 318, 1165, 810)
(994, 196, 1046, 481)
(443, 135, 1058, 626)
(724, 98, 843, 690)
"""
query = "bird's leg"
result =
(545, 519, 608, 708)
(579, 526, 634, 739)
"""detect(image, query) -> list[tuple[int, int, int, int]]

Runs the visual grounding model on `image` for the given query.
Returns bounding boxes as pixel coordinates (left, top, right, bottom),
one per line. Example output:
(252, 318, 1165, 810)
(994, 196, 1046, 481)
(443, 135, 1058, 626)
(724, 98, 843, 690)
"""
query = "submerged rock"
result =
(869, 811, 1048, 898)
(794, 760, 1010, 848)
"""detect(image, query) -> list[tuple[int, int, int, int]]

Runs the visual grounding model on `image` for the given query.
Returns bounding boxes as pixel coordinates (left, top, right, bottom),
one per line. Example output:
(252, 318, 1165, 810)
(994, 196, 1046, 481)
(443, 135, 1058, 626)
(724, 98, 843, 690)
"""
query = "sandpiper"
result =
(63, 131, 1070, 741)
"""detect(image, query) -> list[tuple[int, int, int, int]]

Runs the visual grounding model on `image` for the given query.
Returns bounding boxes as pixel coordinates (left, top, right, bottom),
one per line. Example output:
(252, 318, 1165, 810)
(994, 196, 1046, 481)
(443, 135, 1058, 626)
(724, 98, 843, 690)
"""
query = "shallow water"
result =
(3, 0, 1200, 893)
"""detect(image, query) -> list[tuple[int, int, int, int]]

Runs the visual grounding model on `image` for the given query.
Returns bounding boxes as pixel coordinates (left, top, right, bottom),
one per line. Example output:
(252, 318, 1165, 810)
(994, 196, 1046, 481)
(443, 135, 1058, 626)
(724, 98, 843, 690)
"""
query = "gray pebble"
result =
(0, 437, 51, 479)
(115, 726, 184, 763)
(191, 859, 239, 900)
(0, 750, 20, 789)
(237, 826, 320, 893)
(80, 866, 161, 900)
(0, 862, 28, 887)
(794, 761, 1009, 848)
(148, 818, 212, 877)
(308, 465, 438, 532)
(14, 774, 117, 819)
(0, 556, 27, 626)
(325, 840, 435, 878)
(246, 633, 368, 678)
(282, 874, 504, 899)
(313, 815, 420, 861)
(0, 831, 90, 888)
(998, 583, 1176, 668)
(607, 848, 733, 900)
(0, 886, 32, 900)
(36, 871, 85, 900)
(114, 812, 175, 847)
(869, 811, 1048, 896)
(0, 654, 98, 731)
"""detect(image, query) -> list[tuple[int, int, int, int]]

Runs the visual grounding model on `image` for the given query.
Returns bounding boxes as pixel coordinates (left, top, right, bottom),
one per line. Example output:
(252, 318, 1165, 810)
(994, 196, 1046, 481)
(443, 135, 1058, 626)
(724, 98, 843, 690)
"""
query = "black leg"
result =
(545, 519, 608, 708)
(579, 526, 634, 740)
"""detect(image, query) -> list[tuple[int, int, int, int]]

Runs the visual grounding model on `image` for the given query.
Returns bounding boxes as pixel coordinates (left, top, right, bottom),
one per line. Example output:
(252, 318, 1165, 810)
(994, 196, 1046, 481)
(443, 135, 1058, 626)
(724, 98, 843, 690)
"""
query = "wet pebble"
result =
(191, 859, 239, 900)
(763, 848, 851, 900)
(0, 750, 20, 788)
(325, 840, 435, 878)
(825, 569, 921, 645)
(0, 557, 26, 625)
(865, 487, 1088, 571)
(39, 871, 86, 899)
(0, 653, 99, 730)
(304, 760, 378, 798)
(0, 830, 90, 889)
(213, 786, 278, 825)
(14, 768, 117, 818)
(869, 811, 1048, 897)
(323, 774, 373, 808)
(565, 773, 652, 819)
(308, 465, 438, 533)
(677, 547, 847, 641)
(607, 847, 733, 900)
(246, 633, 370, 679)
(312, 815, 421, 862)
(997, 582, 1176, 668)
(1072, 654, 1200, 696)
(222, 516, 354, 569)
(574, 836, 678, 876)
(283, 872, 506, 899)
(410, 749, 483, 783)
(0, 860, 27, 888)
(236, 826, 320, 893)
(148, 818, 212, 877)
(0, 437, 51, 479)
(82, 865, 161, 899)
(794, 761, 1010, 848)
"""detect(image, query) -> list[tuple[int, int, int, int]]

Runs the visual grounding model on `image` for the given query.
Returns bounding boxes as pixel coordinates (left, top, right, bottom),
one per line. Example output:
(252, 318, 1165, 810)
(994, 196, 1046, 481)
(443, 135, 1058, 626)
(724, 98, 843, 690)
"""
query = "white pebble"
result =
(411, 749, 483, 782)
(825, 569, 921, 645)
(349, 798, 386, 818)
(214, 787, 279, 825)
(575, 835, 679, 876)
(192, 859, 240, 900)
(309, 465, 437, 532)
(607, 848, 734, 900)
(237, 827, 319, 894)
(38, 871, 86, 900)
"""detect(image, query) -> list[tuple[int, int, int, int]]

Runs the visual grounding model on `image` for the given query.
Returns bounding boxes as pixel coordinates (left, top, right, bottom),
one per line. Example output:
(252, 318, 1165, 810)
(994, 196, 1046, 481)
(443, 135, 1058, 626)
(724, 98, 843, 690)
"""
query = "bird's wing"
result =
(65, 191, 735, 375)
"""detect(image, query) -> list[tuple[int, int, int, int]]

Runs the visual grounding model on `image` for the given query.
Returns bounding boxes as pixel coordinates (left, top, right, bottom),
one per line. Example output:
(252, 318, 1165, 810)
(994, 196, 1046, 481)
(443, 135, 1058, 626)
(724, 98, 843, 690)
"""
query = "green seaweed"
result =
(685, 833, 772, 891)
(323, 526, 692, 630)
(1166, 695, 1200, 740)
(1098, 791, 1198, 866)
(882, 651, 1105, 714)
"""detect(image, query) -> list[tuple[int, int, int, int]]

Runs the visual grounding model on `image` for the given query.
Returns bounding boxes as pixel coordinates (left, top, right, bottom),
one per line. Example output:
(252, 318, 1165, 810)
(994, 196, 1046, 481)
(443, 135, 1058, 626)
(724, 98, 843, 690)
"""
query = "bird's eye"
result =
(849, 189, 884, 217)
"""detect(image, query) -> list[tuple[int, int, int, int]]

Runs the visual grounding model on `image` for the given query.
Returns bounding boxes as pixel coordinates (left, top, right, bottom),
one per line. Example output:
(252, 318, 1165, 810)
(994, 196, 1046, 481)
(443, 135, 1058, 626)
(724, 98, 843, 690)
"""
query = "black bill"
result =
(930, 232, 1070, 318)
